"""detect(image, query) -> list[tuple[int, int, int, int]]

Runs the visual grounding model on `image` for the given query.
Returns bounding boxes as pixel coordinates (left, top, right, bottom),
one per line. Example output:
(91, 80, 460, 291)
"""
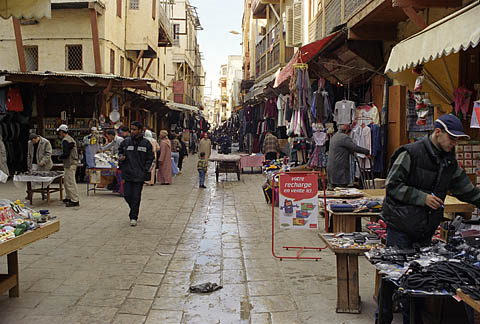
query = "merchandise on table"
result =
(94, 152, 118, 168)
(322, 232, 383, 250)
(0, 199, 55, 243)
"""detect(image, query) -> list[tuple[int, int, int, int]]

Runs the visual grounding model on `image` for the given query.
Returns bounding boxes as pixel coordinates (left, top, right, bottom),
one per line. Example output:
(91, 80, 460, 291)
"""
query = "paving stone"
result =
(61, 306, 118, 324)
(78, 289, 129, 307)
(129, 284, 158, 299)
(113, 314, 147, 324)
(144, 310, 183, 324)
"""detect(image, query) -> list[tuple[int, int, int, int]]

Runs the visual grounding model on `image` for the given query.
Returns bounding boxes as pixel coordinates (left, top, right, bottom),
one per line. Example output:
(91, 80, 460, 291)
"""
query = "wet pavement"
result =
(0, 154, 398, 323)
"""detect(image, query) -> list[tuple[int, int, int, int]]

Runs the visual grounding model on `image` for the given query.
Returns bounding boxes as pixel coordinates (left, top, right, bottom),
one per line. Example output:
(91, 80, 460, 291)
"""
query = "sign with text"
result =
(279, 173, 318, 229)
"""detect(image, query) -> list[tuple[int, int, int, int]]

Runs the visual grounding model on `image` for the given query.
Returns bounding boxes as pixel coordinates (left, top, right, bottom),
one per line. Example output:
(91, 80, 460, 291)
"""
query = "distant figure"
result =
(83, 127, 100, 168)
(57, 124, 80, 207)
(119, 126, 130, 139)
(262, 130, 280, 161)
(170, 133, 181, 168)
(177, 134, 188, 173)
(100, 129, 124, 155)
(144, 130, 159, 186)
(198, 133, 212, 159)
(157, 130, 172, 185)
(197, 151, 208, 189)
(27, 134, 53, 171)
(118, 121, 154, 226)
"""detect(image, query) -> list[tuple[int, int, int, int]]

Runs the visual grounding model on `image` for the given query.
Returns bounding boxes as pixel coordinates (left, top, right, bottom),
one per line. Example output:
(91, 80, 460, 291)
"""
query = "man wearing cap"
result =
(327, 124, 370, 188)
(27, 134, 53, 171)
(57, 124, 80, 207)
(378, 114, 480, 324)
(83, 127, 100, 168)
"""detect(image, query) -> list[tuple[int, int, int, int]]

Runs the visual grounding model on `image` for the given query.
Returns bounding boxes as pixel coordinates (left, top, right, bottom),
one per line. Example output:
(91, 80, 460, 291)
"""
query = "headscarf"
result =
(144, 130, 153, 139)
(159, 130, 168, 139)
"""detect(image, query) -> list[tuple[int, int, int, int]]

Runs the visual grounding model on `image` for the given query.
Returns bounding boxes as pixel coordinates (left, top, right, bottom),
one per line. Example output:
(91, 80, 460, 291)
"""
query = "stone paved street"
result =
(0, 155, 391, 323)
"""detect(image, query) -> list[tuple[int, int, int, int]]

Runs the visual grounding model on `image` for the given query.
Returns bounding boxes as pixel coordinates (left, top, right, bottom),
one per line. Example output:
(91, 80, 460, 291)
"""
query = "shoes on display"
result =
(130, 219, 137, 226)
(65, 201, 79, 207)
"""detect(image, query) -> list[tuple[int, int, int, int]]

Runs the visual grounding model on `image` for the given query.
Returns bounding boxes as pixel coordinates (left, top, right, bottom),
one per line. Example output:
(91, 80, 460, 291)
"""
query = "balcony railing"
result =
(158, 5, 173, 47)
(255, 22, 294, 80)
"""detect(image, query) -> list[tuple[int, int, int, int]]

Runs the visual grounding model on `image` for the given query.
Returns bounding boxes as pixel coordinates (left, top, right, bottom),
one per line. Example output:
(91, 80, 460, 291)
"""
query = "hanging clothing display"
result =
(334, 100, 355, 125)
(277, 94, 288, 127)
(0, 89, 6, 115)
(264, 98, 277, 118)
(453, 87, 473, 119)
(6, 88, 23, 112)
(308, 124, 327, 169)
(471, 101, 480, 128)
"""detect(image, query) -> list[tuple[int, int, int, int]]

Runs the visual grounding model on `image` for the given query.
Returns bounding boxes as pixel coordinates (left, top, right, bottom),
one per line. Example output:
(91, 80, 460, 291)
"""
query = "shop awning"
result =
(274, 31, 343, 88)
(0, 70, 154, 91)
(385, 1, 480, 73)
(0, 0, 51, 20)
(166, 101, 199, 112)
(244, 72, 277, 102)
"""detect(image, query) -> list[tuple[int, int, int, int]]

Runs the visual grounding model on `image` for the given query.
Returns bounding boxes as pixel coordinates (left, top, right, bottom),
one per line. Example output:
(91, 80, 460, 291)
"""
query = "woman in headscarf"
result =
(157, 130, 172, 185)
(144, 130, 159, 185)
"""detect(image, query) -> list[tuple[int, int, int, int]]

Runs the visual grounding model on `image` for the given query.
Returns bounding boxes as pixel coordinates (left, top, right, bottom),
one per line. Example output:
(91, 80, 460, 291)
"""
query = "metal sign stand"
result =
(271, 171, 327, 261)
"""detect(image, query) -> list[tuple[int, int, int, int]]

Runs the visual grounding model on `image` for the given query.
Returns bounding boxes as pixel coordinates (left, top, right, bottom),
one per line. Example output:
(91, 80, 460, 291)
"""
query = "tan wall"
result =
(125, 1, 158, 52)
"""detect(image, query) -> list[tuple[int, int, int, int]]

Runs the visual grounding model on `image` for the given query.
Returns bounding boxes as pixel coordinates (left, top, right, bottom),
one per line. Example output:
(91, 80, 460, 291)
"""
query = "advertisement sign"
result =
(279, 173, 318, 229)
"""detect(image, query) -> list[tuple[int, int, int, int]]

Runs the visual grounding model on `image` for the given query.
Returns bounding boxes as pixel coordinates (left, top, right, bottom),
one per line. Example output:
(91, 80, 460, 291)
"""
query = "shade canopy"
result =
(0, 0, 51, 20)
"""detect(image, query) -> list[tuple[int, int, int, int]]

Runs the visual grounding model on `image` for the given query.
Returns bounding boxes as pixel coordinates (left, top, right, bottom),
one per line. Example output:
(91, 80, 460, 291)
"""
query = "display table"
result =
(0, 220, 60, 297)
(457, 289, 480, 313)
(87, 167, 117, 195)
(319, 233, 372, 314)
(209, 154, 241, 182)
(239, 154, 264, 173)
(14, 173, 64, 206)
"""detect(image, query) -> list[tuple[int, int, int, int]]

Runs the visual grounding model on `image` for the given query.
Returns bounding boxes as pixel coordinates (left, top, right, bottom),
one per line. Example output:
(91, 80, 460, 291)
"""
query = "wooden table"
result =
(457, 289, 480, 313)
(0, 220, 60, 297)
(319, 233, 371, 314)
(14, 174, 64, 205)
(210, 154, 241, 182)
(327, 206, 381, 233)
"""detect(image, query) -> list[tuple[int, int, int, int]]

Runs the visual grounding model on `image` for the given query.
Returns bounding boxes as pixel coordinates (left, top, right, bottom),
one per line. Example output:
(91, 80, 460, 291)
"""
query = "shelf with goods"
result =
(42, 118, 93, 157)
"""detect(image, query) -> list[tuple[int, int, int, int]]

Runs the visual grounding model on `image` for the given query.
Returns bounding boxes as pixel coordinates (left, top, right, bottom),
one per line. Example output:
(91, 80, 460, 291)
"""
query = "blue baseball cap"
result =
(434, 114, 470, 140)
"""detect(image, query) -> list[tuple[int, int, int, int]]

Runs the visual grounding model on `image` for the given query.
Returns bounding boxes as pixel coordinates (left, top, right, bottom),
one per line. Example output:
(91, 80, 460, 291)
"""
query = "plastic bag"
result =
(0, 170, 7, 183)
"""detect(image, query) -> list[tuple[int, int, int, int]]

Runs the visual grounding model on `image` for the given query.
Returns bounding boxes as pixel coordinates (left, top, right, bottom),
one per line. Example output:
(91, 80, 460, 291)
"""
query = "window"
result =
(152, 0, 156, 19)
(120, 56, 125, 76)
(24, 46, 38, 71)
(117, 0, 122, 17)
(110, 49, 115, 74)
(129, 0, 139, 10)
(66, 45, 82, 70)
(173, 24, 180, 46)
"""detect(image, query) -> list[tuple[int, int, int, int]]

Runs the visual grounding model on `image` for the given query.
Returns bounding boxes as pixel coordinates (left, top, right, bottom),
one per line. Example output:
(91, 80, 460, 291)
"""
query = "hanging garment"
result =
(334, 100, 355, 125)
(6, 88, 23, 112)
(453, 87, 473, 119)
(471, 101, 480, 128)
(264, 99, 277, 118)
(0, 89, 6, 115)
(308, 145, 327, 169)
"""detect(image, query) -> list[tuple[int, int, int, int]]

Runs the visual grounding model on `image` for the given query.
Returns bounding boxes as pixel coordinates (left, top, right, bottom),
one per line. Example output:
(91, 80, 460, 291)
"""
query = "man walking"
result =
(118, 121, 154, 226)
(27, 134, 53, 171)
(57, 124, 80, 207)
(262, 130, 280, 161)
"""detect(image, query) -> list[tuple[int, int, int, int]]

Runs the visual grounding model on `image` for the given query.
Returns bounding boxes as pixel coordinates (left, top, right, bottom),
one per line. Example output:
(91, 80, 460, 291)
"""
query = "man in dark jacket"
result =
(327, 124, 370, 187)
(118, 121, 154, 226)
(378, 114, 480, 324)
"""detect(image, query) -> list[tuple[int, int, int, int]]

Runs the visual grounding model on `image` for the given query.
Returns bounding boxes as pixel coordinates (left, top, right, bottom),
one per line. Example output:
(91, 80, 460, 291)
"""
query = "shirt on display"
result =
(471, 101, 480, 128)
(334, 100, 355, 125)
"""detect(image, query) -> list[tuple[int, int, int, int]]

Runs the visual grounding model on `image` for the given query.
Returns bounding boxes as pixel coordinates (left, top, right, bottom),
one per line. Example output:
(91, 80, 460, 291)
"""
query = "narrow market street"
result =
(0, 155, 384, 324)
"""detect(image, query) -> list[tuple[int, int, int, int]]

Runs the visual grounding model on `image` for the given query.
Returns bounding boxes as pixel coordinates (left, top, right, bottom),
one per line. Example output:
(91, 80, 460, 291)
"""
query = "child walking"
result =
(197, 152, 208, 188)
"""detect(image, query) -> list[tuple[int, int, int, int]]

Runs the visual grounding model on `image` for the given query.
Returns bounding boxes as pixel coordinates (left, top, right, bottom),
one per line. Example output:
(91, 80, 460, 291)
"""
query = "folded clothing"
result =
(330, 204, 354, 212)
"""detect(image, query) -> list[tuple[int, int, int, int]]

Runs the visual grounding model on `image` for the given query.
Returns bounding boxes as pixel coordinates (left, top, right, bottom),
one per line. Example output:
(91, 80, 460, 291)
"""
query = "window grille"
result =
(129, 0, 139, 10)
(110, 49, 115, 74)
(24, 46, 38, 71)
(66, 45, 82, 70)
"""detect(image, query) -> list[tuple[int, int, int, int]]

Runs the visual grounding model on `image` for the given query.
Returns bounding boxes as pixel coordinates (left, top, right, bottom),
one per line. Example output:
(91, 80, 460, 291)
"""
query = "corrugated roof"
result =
(0, 70, 153, 82)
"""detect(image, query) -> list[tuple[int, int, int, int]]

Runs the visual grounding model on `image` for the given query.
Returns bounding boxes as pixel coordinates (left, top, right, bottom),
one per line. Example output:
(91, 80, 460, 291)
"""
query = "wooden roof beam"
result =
(402, 6, 427, 30)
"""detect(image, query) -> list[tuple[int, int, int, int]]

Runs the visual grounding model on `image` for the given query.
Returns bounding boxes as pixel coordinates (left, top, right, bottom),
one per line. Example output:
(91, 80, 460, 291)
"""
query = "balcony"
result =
(255, 22, 294, 80)
(158, 5, 173, 47)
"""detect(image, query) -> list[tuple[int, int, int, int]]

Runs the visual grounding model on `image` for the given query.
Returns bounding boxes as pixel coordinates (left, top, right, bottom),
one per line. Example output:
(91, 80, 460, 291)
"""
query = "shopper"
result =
(197, 151, 208, 188)
(326, 124, 370, 187)
(57, 124, 80, 207)
(144, 130, 159, 186)
(191, 131, 198, 153)
(157, 130, 172, 185)
(177, 134, 188, 173)
(118, 121, 153, 226)
(82, 127, 99, 168)
(262, 130, 280, 161)
(119, 126, 130, 139)
(100, 129, 124, 155)
(170, 133, 180, 168)
(198, 132, 211, 159)
(27, 134, 53, 171)
(378, 114, 480, 324)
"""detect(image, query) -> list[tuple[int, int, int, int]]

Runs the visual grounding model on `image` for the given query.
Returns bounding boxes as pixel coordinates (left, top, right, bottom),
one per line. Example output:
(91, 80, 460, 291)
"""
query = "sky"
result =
(189, 0, 243, 99)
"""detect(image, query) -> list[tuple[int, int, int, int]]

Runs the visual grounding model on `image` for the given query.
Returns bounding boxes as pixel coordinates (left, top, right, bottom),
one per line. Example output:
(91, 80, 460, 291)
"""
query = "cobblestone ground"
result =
(0, 154, 396, 323)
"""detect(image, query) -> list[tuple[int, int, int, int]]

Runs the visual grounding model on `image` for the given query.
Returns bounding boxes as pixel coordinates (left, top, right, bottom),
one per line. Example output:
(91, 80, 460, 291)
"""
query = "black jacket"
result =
(118, 135, 154, 182)
(383, 138, 456, 242)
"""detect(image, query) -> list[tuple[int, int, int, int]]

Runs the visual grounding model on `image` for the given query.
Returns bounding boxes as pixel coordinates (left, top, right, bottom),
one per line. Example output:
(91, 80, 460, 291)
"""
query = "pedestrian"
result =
(144, 130, 159, 186)
(262, 130, 280, 161)
(170, 133, 180, 168)
(118, 121, 153, 226)
(27, 134, 53, 171)
(157, 130, 172, 185)
(57, 124, 80, 207)
(191, 131, 198, 153)
(197, 151, 208, 188)
(82, 127, 100, 168)
(377, 114, 480, 324)
(326, 124, 370, 188)
(119, 126, 130, 139)
(177, 133, 188, 173)
(198, 132, 211, 159)
(100, 129, 124, 155)
(0, 135, 8, 178)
